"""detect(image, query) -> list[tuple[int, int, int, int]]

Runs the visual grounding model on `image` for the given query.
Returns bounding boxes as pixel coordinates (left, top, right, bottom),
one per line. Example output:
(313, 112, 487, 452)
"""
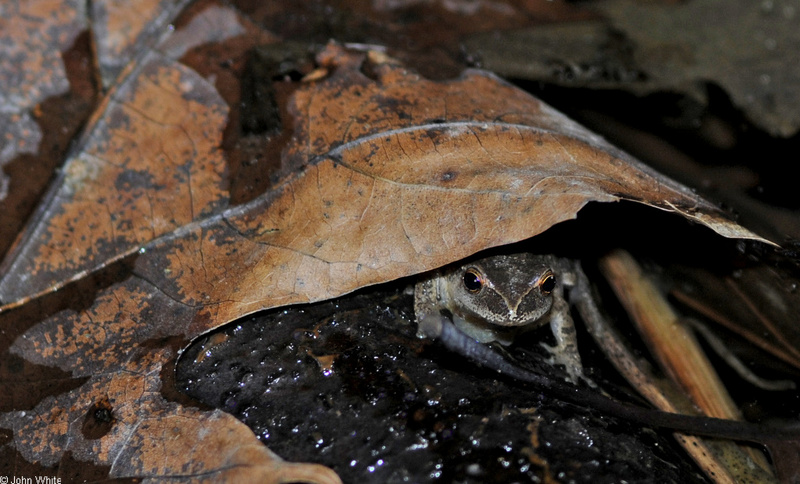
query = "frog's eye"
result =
(462, 268, 484, 293)
(538, 271, 556, 295)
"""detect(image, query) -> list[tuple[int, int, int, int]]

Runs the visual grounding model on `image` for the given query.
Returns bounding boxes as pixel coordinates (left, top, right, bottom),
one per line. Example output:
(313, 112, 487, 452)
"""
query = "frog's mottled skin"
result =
(414, 253, 582, 380)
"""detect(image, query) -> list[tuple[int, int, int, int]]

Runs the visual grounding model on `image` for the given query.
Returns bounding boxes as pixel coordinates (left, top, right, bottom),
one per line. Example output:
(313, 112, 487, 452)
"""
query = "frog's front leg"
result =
(542, 292, 584, 382)
(534, 257, 583, 382)
(414, 277, 440, 339)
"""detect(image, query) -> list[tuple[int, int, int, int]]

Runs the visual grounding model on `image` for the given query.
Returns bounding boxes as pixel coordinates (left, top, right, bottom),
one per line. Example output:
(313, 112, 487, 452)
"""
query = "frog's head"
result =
(444, 253, 556, 328)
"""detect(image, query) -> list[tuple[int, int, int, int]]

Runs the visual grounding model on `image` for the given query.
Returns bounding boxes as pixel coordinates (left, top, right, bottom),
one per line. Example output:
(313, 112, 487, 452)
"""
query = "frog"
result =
(414, 253, 583, 381)
(413, 253, 800, 445)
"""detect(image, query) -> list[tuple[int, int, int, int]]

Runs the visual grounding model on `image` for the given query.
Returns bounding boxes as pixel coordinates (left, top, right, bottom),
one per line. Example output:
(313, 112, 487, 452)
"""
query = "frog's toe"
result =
(539, 342, 586, 383)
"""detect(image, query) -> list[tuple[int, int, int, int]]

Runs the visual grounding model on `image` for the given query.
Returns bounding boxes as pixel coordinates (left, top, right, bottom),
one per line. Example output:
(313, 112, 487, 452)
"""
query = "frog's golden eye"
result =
(462, 268, 484, 293)
(539, 271, 556, 295)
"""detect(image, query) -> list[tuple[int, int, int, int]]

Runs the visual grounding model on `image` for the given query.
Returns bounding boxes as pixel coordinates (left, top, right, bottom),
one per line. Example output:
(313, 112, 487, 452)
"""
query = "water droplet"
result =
(222, 392, 238, 410)
(238, 371, 254, 387)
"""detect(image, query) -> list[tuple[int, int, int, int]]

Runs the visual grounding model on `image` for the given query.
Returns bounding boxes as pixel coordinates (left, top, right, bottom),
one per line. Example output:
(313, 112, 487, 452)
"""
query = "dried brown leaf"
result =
(90, 0, 193, 87)
(0, 0, 86, 197)
(0, 51, 230, 304)
(2, 275, 341, 483)
(465, 0, 800, 137)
